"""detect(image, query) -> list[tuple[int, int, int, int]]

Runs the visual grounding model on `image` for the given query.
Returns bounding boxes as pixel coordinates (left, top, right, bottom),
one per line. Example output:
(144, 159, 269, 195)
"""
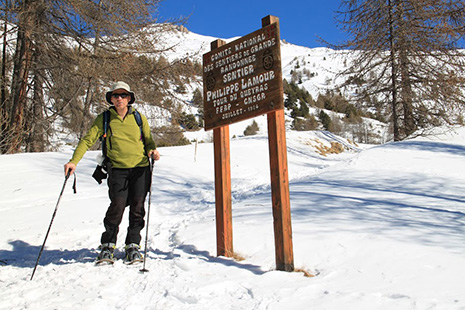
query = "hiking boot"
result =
(97, 243, 116, 261)
(125, 243, 142, 263)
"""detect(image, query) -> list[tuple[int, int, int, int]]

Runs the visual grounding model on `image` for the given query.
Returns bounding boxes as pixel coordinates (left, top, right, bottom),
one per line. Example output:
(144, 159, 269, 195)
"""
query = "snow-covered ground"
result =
(1, 126, 465, 309)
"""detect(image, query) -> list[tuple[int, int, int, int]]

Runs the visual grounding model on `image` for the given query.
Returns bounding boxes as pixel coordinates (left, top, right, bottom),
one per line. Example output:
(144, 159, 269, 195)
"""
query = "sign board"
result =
(206, 15, 294, 272)
(202, 22, 283, 131)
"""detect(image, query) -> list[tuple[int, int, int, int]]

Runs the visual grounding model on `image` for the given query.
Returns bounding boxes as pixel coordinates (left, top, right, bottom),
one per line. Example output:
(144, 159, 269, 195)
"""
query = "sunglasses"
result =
(111, 93, 130, 99)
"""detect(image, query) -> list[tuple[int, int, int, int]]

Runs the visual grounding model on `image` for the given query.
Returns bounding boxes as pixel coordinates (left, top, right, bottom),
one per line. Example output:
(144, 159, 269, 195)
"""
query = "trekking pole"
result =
(31, 172, 73, 280)
(140, 155, 155, 273)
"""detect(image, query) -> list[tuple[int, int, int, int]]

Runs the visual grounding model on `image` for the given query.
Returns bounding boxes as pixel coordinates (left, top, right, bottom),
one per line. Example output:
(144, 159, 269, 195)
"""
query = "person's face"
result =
(110, 89, 130, 111)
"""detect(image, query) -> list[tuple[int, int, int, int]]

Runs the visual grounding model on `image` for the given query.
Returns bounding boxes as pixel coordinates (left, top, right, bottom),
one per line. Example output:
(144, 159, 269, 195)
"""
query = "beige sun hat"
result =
(105, 81, 135, 104)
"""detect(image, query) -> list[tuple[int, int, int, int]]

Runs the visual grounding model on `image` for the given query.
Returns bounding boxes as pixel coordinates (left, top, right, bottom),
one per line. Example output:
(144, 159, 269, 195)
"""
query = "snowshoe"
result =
(95, 243, 116, 265)
(124, 243, 143, 265)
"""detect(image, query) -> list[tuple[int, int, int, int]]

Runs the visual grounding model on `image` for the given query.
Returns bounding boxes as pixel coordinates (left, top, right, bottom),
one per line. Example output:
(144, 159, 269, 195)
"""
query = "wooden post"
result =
(263, 15, 294, 272)
(211, 39, 234, 258)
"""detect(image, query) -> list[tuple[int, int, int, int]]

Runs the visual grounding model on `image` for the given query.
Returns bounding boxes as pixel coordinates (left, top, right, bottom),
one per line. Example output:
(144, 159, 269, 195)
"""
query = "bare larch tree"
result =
(0, 0, 184, 153)
(334, 0, 465, 141)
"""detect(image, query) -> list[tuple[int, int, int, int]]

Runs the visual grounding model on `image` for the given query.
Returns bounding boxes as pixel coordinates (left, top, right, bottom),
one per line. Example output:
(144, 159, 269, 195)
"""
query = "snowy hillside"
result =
(161, 25, 349, 100)
(1, 127, 465, 309)
(153, 26, 388, 144)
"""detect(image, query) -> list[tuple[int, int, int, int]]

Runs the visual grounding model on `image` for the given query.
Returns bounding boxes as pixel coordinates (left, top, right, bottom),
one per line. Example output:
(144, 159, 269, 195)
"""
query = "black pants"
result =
(101, 165, 151, 245)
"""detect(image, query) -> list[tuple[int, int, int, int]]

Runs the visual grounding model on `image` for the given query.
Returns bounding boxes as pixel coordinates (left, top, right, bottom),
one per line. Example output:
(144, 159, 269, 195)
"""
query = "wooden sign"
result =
(203, 22, 283, 131)
(206, 15, 294, 272)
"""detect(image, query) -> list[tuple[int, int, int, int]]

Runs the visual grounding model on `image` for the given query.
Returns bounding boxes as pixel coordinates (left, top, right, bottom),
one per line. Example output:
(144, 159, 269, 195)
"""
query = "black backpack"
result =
(92, 109, 144, 184)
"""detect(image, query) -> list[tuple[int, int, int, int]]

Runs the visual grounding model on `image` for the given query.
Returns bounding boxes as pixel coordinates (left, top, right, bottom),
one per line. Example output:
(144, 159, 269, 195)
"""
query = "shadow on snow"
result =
(1, 240, 265, 275)
(0, 240, 96, 268)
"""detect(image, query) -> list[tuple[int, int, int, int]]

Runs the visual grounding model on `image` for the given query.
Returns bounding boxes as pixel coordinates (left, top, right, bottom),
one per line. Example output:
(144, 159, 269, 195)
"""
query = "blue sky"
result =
(157, 1, 346, 48)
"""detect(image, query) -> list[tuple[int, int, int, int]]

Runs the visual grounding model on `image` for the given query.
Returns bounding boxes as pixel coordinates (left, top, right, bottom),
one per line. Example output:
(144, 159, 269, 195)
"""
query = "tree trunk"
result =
(0, 19, 10, 152)
(28, 55, 45, 152)
(399, 48, 416, 138)
(387, 0, 400, 141)
(7, 0, 34, 153)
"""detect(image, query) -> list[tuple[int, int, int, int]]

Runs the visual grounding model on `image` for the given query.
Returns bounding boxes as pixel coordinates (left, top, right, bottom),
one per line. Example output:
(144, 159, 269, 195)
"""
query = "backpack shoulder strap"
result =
(101, 110, 111, 158)
(133, 109, 149, 158)
(103, 110, 110, 137)
(134, 109, 143, 127)
(133, 109, 145, 143)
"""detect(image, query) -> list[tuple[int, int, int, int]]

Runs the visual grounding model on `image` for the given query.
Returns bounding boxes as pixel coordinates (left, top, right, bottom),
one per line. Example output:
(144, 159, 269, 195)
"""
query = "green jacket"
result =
(70, 106, 156, 168)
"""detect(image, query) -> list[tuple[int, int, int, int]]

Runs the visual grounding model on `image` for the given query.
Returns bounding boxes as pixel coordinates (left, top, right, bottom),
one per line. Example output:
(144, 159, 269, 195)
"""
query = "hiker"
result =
(64, 81, 160, 263)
